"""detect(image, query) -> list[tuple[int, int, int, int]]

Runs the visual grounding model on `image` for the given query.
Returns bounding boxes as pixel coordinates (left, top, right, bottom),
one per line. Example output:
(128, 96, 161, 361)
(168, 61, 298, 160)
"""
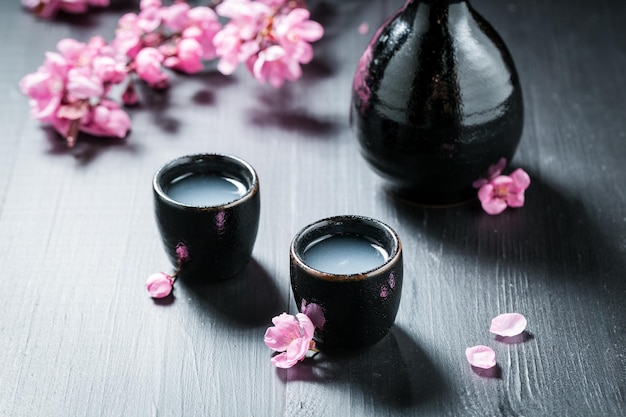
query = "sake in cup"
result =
(153, 154, 260, 282)
(290, 215, 403, 350)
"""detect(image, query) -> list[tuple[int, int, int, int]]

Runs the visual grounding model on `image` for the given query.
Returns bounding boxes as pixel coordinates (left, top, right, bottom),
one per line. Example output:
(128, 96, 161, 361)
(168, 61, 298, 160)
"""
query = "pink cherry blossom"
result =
(477, 168, 531, 215)
(213, 25, 259, 75)
(213, 0, 323, 86)
(56, 38, 87, 64)
(140, 0, 161, 9)
(19, 53, 67, 123)
(114, 13, 144, 57)
(465, 345, 497, 369)
(135, 47, 168, 88)
(57, 36, 121, 75)
(490, 313, 527, 337)
(184, 7, 222, 60)
(213, 0, 269, 75)
(114, 1, 223, 79)
(250, 45, 301, 87)
(93, 56, 127, 84)
(80, 99, 131, 138)
(21, 34, 133, 146)
(215, 0, 271, 40)
(146, 272, 174, 298)
(160, 2, 191, 33)
(136, 2, 162, 33)
(66, 67, 104, 100)
(164, 38, 204, 74)
(264, 313, 315, 368)
(22, 0, 325, 147)
(274, 8, 324, 64)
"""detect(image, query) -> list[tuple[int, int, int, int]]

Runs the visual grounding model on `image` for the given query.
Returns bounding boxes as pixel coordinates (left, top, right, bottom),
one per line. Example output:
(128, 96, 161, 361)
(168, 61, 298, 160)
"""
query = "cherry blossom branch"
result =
(20, 0, 324, 147)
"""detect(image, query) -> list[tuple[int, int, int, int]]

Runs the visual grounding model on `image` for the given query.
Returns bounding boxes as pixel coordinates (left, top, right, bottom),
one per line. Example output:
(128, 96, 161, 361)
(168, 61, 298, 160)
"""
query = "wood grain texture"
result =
(0, 0, 624, 416)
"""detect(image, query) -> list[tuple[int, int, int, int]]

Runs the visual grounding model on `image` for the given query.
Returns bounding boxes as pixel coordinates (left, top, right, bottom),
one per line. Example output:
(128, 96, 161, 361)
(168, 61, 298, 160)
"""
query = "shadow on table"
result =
(128, 67, 240, 133)
(44, 127, 142, 165)
(387, 173, 625, 287)
(248, 87, 342, 138)
(181, 258, 285, 329)
(279, 325, 447, 411)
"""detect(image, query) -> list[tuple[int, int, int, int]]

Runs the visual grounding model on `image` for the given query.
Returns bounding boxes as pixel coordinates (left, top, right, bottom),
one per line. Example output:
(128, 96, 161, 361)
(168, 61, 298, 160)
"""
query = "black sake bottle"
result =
(351, 0, 523, 205)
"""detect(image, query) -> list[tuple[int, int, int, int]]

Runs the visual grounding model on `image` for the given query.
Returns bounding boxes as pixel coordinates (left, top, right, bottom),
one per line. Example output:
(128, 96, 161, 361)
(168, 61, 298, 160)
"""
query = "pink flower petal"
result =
(510, 168, 531, 191)
(146, 272, 173, 298)
(264, 313, 300, 351)
(465, 345, 496, 369)
(490, 313, 527, 337)
(264, 325, 293, 351)
(491, 175, 514, 187)
(270, 351, 297, 368)
(478, 184, 508, 215)
(284, 337, 311, 364)
(80, 101, 131, 138)
(506, 190, 525, 208)
(295, 313, 315, 340)
(135, 47, 168, 88)
(487, 157, 507, 180)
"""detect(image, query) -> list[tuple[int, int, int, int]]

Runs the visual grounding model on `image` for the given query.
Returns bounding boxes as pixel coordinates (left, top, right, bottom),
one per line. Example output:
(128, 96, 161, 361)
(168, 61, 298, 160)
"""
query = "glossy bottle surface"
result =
(350, 0, 523, 205)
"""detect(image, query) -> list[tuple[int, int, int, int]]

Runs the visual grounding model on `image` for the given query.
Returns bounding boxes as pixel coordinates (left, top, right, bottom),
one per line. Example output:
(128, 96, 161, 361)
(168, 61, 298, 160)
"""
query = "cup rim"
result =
(290, 215, 402, 282)
(153, 153, 259, 211)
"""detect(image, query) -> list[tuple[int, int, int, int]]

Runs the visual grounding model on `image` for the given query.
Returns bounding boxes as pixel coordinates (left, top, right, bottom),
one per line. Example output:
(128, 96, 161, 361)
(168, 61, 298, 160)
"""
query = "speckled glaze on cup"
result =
(290, 215, 403, 350)
(153, 154, 260, 282)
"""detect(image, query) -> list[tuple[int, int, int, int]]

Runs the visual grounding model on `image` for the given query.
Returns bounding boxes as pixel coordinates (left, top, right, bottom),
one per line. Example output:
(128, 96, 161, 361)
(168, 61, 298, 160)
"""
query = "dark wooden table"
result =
(1, 1, 624, 416)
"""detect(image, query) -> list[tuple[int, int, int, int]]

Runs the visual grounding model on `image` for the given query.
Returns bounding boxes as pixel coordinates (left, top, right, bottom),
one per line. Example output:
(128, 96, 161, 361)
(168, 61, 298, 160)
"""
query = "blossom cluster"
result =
(20, 0, 324, 146)
(19, 37, 131, 147)
(113, 0, 222, 89)
(214, 0, 324, 87)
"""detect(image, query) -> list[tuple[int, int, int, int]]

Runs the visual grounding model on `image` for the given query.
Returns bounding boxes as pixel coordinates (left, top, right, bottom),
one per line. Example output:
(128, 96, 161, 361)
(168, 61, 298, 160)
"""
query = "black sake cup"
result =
(290, 215, 403, 350)
(153, 154, 260, 282)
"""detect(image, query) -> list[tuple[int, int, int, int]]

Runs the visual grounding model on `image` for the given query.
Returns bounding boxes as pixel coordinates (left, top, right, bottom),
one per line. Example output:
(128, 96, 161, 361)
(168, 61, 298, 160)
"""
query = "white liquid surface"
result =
(166, 173, 247, 206)
(303, 234, 389, 274)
